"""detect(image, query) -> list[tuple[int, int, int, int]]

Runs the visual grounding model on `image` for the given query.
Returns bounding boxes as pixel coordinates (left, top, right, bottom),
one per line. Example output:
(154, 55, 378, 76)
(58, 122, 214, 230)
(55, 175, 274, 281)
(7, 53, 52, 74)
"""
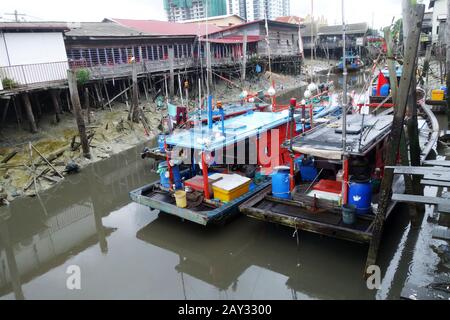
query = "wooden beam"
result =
(386, 166, 449, 175)
(391, 193, 450, 206)
(432, 228, 450, 241)
(423, 160, 450, 167)
(367, 4, 425, 275)
(421, 179, 450, 188)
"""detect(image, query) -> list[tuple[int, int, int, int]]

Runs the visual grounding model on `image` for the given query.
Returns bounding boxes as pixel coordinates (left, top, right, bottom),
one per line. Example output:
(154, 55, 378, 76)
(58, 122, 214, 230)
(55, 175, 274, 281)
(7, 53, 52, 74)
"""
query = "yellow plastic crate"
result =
(431, 89, 445, 101)
(211, 174, 251, 203)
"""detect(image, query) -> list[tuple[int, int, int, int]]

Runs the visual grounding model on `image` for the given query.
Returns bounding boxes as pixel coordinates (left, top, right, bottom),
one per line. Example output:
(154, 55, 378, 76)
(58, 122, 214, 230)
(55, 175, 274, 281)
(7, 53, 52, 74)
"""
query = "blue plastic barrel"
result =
(440, 86, 448, 95)
(272, 167, 291, 199)
(348, 181, 372, 215)
(158, 161, 170, 188)
(380, 84, 390, 97)
(158, 135, 166, 152)
(158, 161, 183, 190)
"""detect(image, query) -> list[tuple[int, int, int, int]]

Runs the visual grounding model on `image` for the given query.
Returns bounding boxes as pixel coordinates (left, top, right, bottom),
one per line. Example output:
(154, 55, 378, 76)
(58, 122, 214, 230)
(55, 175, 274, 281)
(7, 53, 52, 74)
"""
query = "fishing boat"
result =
(335, 53, 365, 73)
(239, 0, 440, 254)
(239, 103, 439, 243)
(368, 65, 402, 104)
(130, 107, 302, 226)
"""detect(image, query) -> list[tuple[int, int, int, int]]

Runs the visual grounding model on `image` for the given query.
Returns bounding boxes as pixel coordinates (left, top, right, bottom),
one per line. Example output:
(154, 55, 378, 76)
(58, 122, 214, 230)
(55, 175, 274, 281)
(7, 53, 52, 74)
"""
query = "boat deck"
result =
(287, 110, 394, 159)
(239, 186, 399, 244)
(130, 180, 271, 226)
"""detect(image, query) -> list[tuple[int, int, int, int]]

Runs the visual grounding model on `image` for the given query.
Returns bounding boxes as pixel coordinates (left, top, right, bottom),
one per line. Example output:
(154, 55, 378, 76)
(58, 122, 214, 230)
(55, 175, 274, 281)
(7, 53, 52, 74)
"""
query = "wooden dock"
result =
(388, 161, 450, 300)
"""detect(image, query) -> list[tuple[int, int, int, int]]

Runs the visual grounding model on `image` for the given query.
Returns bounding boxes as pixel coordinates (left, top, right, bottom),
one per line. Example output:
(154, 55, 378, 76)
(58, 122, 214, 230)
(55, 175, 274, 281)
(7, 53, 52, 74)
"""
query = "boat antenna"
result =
(341, 0, 348, 204)
(265, 10, 273, 85)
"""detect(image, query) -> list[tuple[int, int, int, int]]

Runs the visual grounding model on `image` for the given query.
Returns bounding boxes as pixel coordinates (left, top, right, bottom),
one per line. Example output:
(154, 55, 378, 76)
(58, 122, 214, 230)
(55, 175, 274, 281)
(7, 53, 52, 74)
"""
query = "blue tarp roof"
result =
(166, 111, 296, 151)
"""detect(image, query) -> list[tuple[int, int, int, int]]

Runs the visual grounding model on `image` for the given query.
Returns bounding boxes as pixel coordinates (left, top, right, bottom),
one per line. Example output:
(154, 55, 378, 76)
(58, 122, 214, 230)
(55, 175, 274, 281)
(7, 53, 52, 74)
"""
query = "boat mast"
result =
(310, 0, 314, 81)
(341, 0, 348, 204)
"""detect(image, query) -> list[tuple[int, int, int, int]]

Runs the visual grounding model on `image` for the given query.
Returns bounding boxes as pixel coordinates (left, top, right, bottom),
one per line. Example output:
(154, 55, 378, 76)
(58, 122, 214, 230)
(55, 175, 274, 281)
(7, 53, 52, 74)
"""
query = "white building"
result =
(0, 23, 68, 90)
(429, 0, 448, 43)
(165, 0, 206, 22)
(226, 0, 290, 21)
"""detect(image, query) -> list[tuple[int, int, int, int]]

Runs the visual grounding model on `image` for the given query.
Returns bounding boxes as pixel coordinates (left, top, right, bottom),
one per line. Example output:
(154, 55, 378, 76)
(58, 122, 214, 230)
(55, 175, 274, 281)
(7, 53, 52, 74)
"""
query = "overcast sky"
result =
(0, 0, 432, 29)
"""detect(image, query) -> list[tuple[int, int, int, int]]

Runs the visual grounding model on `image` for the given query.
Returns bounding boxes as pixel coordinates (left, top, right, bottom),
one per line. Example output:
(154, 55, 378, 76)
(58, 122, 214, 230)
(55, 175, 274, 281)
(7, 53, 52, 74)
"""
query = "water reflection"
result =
(0, 144, 152, 299)
(137, 215, 378, 300)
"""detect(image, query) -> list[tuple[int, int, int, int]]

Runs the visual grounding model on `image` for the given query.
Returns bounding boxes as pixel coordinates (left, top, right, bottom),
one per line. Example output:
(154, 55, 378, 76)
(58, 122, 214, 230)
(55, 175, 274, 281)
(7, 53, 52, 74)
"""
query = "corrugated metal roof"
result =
(206, 19, 300, 37)
(0, 22, 68, 32)
(318, 23, 369, 36)
(111, 18, 222, 36)
(65, 22, 148, 38)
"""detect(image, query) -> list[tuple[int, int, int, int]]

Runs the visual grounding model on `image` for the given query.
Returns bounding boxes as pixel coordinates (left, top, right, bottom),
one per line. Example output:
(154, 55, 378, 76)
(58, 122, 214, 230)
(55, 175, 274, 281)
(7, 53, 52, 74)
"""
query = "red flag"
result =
(376, 71, 389, 96)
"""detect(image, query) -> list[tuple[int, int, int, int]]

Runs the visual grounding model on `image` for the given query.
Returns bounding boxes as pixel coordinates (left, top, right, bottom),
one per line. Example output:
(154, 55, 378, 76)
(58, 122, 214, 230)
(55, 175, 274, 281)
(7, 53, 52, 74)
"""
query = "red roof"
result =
(110, 18, 222, 36)
(275, 16, 304, 24)
(201, 35, 263, 44)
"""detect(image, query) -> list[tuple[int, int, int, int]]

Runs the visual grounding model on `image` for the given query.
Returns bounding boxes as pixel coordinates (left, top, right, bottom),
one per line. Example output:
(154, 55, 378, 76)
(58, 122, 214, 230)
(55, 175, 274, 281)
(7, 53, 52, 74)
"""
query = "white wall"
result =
(432, 0, 448, 42)
(0, 33, 9, 67)
(0, 32, 68, 86)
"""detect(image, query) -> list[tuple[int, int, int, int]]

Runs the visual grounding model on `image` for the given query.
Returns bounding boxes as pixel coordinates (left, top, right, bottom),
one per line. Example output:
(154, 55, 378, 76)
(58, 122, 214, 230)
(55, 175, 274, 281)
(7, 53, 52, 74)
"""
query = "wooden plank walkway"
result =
(423, 160, 450, 167)
(421, 179, 450, 188)
(391, 194, 450, 207)
(432, 228, 450, 241)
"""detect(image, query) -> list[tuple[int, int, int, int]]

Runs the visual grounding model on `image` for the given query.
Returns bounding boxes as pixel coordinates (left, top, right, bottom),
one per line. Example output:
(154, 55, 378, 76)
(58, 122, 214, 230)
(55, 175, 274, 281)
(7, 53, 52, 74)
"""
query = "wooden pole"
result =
(13, 96, 22, 129)
(84, 87, 91, 124)
(102, 79, 112, 111)
(129, 62, 139, 123)
(31, 93, 42, 118)
(50, 90, 61, 123)
(446, 0, 450, 126)
(94, 83, 104, 109)
(67, 70, 91, 159)
(168, 46, 175, 97)
(65, 90, 72, 112)
(242, 31, 248, 82)
(365, 4, 424, 274)
(383, 27, 398, 103)
(1, 98, 11, 128)
(403, 1, 423, 207)
(22, 93, 38, 133)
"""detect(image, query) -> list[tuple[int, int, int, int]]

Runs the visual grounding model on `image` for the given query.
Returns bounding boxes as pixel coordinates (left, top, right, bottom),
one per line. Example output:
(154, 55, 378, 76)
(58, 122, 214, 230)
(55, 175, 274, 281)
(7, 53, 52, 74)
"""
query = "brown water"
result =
(0, 74, 447, 300)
